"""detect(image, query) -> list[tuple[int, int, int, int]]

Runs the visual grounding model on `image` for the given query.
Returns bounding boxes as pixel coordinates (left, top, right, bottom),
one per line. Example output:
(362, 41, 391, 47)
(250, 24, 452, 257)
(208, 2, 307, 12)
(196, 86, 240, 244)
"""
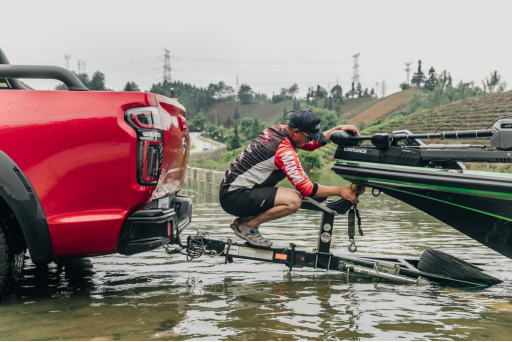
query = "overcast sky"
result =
(2, 0, 511, 97)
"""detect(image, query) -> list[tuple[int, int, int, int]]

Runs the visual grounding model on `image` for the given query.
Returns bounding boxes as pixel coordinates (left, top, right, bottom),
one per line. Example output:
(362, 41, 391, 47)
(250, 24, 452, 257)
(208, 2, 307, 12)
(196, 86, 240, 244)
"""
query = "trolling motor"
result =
(330, 119, 512, 167)
(332, 119, 512, 151)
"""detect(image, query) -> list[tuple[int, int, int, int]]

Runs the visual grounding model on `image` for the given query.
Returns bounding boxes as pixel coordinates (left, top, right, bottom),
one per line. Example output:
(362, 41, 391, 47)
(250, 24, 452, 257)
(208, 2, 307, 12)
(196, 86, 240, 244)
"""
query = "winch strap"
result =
(355, 205, 363, 236)
(348, 208, 355, 239)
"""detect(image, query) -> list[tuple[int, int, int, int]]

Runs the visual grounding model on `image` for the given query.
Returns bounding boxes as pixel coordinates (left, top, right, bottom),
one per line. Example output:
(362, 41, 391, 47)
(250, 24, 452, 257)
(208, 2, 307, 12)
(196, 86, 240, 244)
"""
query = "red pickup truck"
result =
(0, 49, 191, 296)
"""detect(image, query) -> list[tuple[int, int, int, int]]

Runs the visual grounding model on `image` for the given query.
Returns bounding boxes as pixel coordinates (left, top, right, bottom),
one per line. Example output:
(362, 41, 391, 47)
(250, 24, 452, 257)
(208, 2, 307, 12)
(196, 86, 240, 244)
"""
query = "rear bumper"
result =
(117, 195, 192, 255)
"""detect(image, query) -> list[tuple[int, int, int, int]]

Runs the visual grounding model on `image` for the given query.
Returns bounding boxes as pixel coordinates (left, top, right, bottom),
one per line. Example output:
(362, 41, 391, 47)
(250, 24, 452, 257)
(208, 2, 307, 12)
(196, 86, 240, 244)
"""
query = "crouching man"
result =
(219, 109, 359, 247)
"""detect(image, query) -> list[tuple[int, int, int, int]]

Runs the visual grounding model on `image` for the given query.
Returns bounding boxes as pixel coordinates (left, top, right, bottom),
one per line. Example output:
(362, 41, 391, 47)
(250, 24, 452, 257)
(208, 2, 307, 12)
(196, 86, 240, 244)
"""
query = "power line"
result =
(101, 57, 163, 72)
(107, 67, 163, 81)
(174, 55, 353, 65)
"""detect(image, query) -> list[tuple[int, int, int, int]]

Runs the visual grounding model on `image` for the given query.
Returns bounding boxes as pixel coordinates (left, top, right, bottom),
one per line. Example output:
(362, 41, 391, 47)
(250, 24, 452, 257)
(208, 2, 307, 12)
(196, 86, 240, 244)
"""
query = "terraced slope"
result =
(362, 90, 512, 172)
(348, 88, 418, 125)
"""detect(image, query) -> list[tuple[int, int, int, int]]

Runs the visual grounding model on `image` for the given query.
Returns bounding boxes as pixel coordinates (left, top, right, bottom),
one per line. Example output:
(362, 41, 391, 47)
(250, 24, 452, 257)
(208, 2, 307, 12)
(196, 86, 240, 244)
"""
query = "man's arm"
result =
(313, 184, 359, 204)
(298, 124, 361, 152)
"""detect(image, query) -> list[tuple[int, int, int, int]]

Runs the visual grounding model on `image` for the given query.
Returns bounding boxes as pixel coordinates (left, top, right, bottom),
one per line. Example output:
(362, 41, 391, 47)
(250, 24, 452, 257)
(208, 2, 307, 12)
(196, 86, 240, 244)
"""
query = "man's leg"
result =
(244, 188, 302, 228)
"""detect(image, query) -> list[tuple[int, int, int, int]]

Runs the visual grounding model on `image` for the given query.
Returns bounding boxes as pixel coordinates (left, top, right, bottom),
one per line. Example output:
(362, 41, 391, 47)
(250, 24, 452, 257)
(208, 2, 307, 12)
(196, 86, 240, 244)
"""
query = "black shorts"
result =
(219, 187, 278, 218)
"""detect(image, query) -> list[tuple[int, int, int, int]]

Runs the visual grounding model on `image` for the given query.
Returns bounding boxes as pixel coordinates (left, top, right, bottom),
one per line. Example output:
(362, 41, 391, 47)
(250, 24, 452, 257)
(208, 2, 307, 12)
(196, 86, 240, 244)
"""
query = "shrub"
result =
(298, 150, 324, 170)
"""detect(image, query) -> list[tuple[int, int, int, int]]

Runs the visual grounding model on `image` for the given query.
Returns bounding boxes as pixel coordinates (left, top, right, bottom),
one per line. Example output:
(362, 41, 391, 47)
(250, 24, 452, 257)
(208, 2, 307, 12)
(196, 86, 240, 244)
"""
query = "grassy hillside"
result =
(207, 100, 294, 125)
(348, 88, 417, 125)
(362, 90, 512, 172)
(339, 97, 381, 120)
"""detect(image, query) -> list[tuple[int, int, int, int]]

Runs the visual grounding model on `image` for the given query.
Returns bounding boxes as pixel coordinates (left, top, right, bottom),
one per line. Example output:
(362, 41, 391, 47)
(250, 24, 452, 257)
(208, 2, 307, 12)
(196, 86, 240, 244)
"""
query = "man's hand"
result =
(334, 124, 360, 136)
(339, 187, 359, 204)
(323, 124, 361, 143)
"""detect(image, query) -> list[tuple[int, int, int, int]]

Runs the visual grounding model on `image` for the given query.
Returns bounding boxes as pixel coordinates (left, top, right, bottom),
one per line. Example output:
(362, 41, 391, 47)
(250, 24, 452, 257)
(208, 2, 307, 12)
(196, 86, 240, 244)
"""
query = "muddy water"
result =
(0, 174, 511, 340)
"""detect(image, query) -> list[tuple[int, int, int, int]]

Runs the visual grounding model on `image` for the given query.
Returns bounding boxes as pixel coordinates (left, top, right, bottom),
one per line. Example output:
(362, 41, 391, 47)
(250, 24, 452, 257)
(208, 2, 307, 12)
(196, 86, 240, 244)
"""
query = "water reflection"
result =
(0, 178, 511, 340)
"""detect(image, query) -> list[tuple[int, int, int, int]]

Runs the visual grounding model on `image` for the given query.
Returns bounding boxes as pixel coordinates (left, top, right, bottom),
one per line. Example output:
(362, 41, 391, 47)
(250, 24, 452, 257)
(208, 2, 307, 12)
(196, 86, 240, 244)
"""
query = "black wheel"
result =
(0, 214, 25, 298)
(417, 249, 502, 286)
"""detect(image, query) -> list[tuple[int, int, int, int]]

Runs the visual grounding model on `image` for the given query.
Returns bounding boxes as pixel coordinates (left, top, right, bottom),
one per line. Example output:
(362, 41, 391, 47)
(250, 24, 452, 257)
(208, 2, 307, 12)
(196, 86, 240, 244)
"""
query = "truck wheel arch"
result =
(0, 151, 54, 264)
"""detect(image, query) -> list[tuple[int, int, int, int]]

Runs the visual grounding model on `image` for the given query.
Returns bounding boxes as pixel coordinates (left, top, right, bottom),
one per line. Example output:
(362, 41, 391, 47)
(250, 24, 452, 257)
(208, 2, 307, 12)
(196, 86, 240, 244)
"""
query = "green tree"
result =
(208, 81, 235, 100)
(279, 87, 289, 99)
(228, 124, 242, 150)
(123, 81, 140, 91)
(363, 88, 369, 97)
(399, 83, 411, 91)
(370, 88, 375, 97)
(233, 107, 240, 121)
(315, 85, 327, 99)
(225, 116, 234, 128)
(55, 83, 68, 90)
(288, 83, 299, 99)
(89, 71, 107, 90)
(238, 84, 254, 104)
(298, 150, 324, 170)
(408, 92, 425, 113)
(482, 71, 507, 93)
(424, 67, 437, 91)
(189, 112, 208, 132)
(252, 118, 262, 138)
(150, 80, 215, 118)
(76, 73, 90, 88)
(293, 100, 300, 111)
(307, 107, 342, 128)
(357, 83, 362, 97)
(411, 60, 426, 87)
(350, 82, 356, 98)
(330, 85, 343, 101)
(205, 124, 227, 142)
(240, 118, 254, 138)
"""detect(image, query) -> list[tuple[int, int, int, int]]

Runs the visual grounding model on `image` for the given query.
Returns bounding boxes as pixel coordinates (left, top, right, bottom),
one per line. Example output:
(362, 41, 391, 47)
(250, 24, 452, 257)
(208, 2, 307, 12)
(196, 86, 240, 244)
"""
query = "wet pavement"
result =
(0, 176, 511, 340)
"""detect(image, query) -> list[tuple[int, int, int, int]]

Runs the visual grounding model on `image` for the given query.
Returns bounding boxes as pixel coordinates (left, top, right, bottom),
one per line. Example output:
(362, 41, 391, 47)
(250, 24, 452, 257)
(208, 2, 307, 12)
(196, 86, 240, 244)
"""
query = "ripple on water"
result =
(0, 186, 511, 340)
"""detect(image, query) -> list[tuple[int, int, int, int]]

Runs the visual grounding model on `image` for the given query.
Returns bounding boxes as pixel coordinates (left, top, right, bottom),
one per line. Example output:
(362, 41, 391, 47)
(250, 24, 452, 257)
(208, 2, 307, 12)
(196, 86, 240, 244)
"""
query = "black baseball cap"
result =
(289, 109, 326, 143)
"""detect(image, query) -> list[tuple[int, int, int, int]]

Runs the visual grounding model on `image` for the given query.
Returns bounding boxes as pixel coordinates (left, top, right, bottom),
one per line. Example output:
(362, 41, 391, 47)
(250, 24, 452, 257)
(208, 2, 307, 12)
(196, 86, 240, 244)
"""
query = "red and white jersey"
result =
(220, 124, 325, 197)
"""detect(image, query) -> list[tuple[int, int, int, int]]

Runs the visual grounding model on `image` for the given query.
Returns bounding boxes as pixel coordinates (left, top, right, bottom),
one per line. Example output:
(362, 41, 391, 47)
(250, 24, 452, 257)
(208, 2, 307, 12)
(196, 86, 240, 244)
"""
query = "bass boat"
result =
(330, 119, 512, 259)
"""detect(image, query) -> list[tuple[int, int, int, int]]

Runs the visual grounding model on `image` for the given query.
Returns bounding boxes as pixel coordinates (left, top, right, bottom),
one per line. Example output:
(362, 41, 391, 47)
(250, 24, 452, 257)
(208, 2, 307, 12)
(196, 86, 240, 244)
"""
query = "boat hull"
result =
(332, 161, 512, 259)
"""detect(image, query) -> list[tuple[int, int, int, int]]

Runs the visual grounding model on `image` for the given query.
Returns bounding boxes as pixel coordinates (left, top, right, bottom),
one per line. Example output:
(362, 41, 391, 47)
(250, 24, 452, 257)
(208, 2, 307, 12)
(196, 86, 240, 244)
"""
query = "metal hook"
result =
(348, 239, 357, 253)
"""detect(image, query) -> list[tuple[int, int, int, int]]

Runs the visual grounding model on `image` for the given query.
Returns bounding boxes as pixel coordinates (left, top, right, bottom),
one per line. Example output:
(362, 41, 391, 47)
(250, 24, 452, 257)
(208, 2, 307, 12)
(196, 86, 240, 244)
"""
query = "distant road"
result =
(189, 132, 220, 154)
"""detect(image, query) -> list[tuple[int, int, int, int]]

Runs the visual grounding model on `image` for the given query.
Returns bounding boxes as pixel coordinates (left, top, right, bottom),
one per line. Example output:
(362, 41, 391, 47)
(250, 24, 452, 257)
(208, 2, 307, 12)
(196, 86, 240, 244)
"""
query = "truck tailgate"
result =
(152, 95, 189, 201)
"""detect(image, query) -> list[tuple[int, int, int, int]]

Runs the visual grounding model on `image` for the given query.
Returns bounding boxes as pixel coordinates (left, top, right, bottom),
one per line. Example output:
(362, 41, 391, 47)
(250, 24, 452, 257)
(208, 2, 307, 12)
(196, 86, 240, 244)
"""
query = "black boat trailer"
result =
(166, 187, 488, 288)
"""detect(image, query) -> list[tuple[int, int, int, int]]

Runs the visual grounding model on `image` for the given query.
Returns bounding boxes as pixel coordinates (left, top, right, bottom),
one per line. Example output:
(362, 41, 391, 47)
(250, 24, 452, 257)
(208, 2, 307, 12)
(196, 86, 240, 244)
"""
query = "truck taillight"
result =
(125, 107, 163, 186)
(177, 115, 187, 132)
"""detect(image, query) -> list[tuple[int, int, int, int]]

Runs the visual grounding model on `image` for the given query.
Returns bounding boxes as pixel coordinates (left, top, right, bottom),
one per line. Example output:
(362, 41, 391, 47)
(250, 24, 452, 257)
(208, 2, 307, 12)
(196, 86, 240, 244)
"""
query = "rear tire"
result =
(417, 249, 502, 286)
(0, 215, 25, 298)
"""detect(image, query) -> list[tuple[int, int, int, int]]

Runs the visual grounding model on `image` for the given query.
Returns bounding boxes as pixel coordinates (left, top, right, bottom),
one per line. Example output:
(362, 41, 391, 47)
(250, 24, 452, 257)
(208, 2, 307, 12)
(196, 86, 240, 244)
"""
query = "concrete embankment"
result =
(186, 134, 227, 194)
(184, 166, 224, 195)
